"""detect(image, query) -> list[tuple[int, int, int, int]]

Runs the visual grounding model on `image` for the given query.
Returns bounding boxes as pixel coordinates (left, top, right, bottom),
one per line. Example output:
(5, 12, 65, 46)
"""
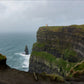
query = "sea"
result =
(0, 32, 36, 72)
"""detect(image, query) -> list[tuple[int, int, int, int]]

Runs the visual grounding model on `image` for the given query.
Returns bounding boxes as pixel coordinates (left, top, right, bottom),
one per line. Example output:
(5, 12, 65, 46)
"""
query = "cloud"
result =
(0, 0, 84, 33)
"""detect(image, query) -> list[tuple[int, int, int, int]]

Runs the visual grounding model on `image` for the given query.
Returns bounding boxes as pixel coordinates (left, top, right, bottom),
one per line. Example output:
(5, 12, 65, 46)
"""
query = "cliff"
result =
(0, 54, 9, 69)
(29, 25, 84, 75)
(0, 54, 65, 84)
(0, 54, 83, 84)
(0, 24, 84, 84)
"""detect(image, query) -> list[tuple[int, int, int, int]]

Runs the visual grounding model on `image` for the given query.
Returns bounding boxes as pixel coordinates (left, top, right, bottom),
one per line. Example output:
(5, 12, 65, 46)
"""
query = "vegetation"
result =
(40, 72, 64, 82)
(31, 51, 76, 75)
(63, 49, 79, 62)
(31, 24, 84, 77)
(39, 26, 64, 32)
(70, 24, 84, 29)
(39, 24, 84, 32)
(68, 61, 84, 77)
(33, 42, 46, 49)
(31, 51, 56, 63)
(33, 43, 79, 63)
(73, 61, 84, 71)
(0, 54, 6, 61)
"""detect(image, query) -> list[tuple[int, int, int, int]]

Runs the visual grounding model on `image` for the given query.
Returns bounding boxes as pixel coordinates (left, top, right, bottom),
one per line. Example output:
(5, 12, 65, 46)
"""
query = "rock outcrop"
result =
(24, 45, 29, 55)
(29, 25, 84, 74)
(0, 54, 9, 69)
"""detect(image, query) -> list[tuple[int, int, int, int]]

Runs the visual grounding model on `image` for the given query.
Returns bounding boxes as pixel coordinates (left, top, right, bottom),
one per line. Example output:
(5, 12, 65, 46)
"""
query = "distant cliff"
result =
(29, 25, 84, 75)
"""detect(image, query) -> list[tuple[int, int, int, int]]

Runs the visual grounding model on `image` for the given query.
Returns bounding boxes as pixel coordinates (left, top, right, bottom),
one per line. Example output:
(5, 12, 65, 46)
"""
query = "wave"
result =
(15, 52, 30, 71)
(15, 53, 30, 56)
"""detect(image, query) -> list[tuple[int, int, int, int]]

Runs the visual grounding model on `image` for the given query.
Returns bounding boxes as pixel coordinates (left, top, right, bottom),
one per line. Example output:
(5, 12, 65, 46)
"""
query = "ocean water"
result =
(0, 32, 36, 72)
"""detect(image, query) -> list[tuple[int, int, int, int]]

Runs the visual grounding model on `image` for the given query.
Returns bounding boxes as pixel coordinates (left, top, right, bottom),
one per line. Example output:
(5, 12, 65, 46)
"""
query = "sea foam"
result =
(15, 53, 30, 72)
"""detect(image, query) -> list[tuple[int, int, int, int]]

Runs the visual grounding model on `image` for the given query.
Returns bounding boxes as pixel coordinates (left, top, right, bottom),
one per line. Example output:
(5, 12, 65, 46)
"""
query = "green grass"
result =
(72, 61, 84, 71)
(39, 24, 84, 32)
(31, 51, 75, 74)
(68, 61, 84, 77)
(55, 58, 76, 74)
(33, 42, 46, 48)
(64, 49, 77, 57)
(63, 49, 79, 62)
(39, 26, 64, 32)
(31, 51, 56, 63)
(0, 54, 6, 61)
(70, 24, 84, 29)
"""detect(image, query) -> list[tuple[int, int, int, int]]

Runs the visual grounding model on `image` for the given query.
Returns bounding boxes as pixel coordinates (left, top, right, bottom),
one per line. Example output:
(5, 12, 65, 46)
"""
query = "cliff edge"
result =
(29, 25, 84, 75)
(0, 54, 65, 84)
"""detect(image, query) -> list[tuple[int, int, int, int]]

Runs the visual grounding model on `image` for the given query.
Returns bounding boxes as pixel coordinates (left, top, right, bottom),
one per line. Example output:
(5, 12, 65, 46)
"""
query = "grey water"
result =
(0, 32, 36, 72)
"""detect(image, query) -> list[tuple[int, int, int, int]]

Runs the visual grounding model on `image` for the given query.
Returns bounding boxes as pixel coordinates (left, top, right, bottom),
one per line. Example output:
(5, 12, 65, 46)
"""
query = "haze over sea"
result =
(0, 32, 36, 72)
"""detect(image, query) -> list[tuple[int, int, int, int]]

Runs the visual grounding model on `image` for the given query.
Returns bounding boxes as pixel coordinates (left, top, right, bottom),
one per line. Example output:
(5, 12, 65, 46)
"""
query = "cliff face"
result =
(29, 25, 84, 74)
(36, 26, 84, 60)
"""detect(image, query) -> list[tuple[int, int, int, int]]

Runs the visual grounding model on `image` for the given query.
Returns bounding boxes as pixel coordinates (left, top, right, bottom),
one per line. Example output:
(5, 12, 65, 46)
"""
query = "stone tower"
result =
(45, 24, 48, 27)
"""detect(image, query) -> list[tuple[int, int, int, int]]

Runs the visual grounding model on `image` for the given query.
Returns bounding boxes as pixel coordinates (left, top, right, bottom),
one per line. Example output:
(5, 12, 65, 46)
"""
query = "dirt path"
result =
(0, 68, 63, 84)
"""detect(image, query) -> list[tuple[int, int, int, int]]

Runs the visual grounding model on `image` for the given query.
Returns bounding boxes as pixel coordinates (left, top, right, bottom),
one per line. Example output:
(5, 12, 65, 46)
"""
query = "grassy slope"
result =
(31, 51, 76, 74)
(0, 54, 6, 61)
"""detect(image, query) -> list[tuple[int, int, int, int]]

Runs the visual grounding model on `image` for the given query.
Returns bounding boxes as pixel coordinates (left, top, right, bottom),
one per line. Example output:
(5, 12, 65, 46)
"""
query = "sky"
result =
(0, 0, 84, 33)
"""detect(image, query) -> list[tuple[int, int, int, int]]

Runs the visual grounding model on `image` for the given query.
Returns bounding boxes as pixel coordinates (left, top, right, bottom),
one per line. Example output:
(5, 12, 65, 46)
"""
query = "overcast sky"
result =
(0, 0, 84, 33)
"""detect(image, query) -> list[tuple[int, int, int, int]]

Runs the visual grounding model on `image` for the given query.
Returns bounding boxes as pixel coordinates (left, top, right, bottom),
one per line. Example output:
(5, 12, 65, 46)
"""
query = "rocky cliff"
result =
(0, 25, 84, 84)
(29, 25, 84, 75)
(0, 54, 8, 69)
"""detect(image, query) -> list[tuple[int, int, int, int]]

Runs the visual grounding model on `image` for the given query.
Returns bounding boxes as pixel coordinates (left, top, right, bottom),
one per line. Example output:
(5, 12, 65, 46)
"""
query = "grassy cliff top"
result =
(38, 24, 84, 32)
(0, 54, 6, 61)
